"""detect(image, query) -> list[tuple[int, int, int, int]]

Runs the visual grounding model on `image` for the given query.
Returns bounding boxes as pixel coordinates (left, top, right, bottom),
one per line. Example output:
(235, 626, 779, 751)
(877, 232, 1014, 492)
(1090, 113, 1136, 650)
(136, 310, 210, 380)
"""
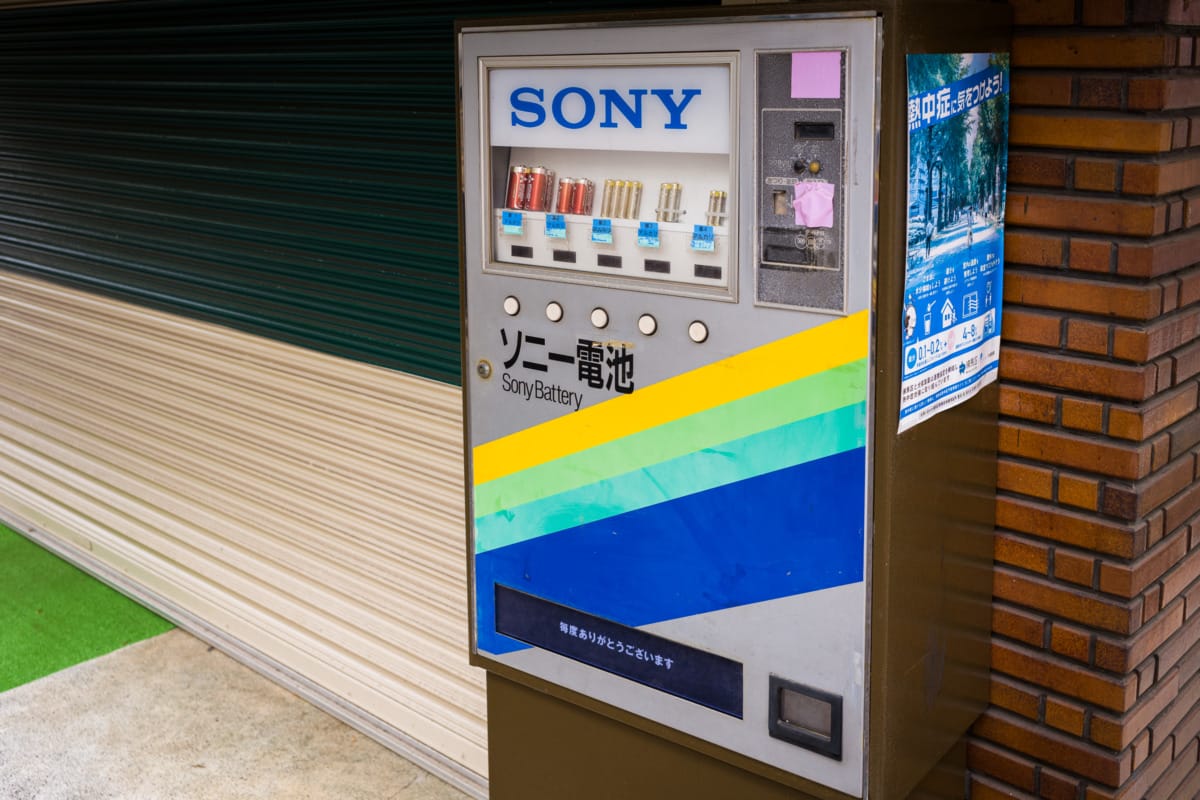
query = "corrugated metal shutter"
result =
(0, 0, 709, 385)
(0, 269, 488, 790)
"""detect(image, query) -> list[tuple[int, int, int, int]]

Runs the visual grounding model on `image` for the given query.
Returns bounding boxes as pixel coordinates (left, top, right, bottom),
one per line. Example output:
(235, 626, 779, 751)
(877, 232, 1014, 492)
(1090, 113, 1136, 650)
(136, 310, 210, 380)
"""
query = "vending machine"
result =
(458, 5, 1009, 799)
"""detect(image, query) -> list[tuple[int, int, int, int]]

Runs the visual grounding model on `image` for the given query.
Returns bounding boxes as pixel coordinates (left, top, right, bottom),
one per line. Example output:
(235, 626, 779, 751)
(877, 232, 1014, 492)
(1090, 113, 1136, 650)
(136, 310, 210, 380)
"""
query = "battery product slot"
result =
(552, 249, 577, 264)
(510, 245, 534, 259)
(694, 264, 723, 280)
(643, 259, 670, 274)
(597, 254, 623, 269)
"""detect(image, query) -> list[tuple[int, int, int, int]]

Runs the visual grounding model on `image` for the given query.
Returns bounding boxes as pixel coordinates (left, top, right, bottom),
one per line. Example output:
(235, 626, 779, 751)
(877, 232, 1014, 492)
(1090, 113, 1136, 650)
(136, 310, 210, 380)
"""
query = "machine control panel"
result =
(757, 51, 847, 312)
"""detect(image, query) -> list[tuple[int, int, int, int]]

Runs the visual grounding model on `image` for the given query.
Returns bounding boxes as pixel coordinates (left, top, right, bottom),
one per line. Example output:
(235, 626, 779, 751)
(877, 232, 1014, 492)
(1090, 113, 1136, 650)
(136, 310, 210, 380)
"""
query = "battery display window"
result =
(481, 56, 735, 294)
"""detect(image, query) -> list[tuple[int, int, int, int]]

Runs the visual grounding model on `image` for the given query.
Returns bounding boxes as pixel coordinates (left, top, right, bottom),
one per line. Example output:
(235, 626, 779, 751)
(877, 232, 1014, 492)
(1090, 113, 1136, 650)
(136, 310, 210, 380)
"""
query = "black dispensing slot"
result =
(597, 254, 622, 269)
(552, 249, 577, 264)
(644, 259, 670, 274)
(511, 245, 534, 258)
(694, 264, 723, 280)
(768, 675, 843, 760)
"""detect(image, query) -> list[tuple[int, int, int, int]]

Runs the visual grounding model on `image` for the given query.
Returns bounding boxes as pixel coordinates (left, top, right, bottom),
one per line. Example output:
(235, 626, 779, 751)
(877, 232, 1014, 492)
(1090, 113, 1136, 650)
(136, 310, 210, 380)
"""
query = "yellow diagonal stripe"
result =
(473, 309, 869, 485)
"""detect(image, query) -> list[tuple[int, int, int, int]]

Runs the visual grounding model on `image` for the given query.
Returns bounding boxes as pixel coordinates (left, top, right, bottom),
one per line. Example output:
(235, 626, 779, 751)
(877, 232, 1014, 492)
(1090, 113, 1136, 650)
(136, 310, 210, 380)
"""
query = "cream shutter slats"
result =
(0, 270, 486, 793)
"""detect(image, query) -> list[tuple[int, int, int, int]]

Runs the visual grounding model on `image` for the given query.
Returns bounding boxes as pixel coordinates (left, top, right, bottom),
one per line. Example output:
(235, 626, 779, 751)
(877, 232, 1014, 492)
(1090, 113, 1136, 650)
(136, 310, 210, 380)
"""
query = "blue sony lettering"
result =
(650, 88, 702, 130)
(599, 88, 647, 129)
(510, 87, 545, 128)
(551, 86, 595, 129)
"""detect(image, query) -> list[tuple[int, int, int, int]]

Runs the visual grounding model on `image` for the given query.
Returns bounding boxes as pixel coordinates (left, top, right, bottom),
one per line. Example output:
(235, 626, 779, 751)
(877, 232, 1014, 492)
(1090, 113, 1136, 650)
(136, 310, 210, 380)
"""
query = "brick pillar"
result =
(967, 2, 1200, 799)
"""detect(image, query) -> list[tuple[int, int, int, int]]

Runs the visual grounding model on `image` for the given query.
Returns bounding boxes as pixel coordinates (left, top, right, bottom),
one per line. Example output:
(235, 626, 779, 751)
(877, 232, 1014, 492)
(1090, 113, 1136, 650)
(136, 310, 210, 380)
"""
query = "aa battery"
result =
(505, 165, 530, 210)
(527, 167, 554, 212)
(555, 177, 574, 214)
(624, 181, 643, 219)
(705, 190, 728, 227)
(656, 182, 682, 223)
(570, 178, 594, 215)
(614, 181, 630, 219)
(600, 179, 616, 218)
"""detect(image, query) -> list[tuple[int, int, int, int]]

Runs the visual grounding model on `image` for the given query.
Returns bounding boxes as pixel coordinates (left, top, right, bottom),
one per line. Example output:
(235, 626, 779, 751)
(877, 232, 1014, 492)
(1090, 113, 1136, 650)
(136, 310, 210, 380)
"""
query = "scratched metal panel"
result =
(0, 0, 709, 386)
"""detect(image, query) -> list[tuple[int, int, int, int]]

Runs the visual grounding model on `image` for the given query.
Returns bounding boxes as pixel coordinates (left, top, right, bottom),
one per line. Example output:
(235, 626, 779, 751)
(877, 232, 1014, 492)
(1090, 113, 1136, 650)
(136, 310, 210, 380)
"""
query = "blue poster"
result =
(900, 53, 1010, 433)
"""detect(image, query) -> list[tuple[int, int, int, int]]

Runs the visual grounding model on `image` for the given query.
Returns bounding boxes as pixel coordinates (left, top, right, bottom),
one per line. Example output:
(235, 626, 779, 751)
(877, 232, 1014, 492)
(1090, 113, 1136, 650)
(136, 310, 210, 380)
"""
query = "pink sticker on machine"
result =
(791, 51, 843, 99)
(793, 181, 835, 228)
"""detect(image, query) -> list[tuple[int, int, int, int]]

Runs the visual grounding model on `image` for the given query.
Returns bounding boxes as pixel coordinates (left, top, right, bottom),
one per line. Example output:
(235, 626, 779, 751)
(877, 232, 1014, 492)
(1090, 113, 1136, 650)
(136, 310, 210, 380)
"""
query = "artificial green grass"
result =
(0, 523, 174, 692)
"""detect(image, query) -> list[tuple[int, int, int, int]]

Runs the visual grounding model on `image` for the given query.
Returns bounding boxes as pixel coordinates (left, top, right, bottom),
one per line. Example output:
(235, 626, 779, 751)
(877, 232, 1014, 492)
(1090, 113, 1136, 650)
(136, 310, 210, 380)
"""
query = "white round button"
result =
(502, 296, 520, 316)
(545, 301, 564, 322)
(688, 321, 709, 343)
(590, 308, 609, 329)
(637, 314, 658, 336)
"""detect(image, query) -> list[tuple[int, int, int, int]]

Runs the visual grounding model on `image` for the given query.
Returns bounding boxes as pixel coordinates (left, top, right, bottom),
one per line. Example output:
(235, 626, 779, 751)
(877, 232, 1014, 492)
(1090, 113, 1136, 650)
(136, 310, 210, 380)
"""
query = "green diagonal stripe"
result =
(475, 401, 866, 554)
(473, 358, 867, 519)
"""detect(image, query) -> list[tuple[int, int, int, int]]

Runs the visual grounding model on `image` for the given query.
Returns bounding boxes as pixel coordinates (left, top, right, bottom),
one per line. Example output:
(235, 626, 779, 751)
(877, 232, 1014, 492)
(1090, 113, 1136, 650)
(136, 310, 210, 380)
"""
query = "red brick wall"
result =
(968, 2, 1200, 798)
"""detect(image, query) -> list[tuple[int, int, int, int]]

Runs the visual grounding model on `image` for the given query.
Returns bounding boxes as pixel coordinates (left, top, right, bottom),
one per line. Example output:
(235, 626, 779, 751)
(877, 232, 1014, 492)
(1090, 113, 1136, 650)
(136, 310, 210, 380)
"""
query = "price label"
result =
(690, 224, 715, 252)
(545, 213, 567, 239)
(591, 218, 613, 244)
(637, 221, 660, 248)
(502, 210, 524, 236)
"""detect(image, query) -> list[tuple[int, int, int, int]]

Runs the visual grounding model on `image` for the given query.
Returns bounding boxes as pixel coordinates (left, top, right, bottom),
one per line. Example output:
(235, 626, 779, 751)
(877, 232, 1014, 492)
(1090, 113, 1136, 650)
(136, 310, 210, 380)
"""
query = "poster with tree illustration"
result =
(900, 52, 1010, 433)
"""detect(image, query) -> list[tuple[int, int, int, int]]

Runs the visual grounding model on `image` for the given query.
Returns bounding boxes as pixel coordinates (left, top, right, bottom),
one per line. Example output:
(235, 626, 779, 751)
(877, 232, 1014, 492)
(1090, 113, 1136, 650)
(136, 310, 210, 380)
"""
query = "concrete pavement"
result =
(0, 629, 472, 800)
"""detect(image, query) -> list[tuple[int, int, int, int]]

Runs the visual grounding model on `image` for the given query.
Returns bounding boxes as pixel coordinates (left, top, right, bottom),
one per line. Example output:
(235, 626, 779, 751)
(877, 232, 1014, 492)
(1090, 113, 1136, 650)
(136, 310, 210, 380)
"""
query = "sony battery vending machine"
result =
(458, 6, 1009, 799)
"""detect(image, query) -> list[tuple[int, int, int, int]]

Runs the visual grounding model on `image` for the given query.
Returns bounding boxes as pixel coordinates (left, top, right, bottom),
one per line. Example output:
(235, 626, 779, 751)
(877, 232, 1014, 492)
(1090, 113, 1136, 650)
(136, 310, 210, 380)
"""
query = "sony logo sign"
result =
(488, 64, 730, 154)
(508, 87, 702, 131)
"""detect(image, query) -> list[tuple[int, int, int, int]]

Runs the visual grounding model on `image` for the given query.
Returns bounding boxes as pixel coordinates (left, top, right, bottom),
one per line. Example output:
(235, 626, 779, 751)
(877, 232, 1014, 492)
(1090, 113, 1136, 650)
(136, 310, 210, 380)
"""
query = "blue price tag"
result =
(544, 213, 566, 239)
(591, 218, 613, 244)
(690, 224, 715, 252)
(502, 210, 524, 236)
(637, 221, 660, 248)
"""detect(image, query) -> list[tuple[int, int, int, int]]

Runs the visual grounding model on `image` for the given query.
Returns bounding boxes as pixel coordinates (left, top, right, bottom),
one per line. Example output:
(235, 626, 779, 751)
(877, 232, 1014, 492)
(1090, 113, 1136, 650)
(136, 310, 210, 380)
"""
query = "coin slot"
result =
(772, 190, 790, 216)
(795, 122, 836, 140)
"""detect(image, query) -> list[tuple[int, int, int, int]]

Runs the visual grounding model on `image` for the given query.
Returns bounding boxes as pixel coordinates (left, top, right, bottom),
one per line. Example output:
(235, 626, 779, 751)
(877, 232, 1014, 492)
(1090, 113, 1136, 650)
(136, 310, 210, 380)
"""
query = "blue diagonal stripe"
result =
(476, 446, 866, 656)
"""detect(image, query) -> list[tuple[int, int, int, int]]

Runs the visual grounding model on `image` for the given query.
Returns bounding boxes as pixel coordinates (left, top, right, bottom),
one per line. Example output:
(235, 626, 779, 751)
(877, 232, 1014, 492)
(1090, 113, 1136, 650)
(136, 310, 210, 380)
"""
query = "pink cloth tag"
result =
(793, 181, 835, 228)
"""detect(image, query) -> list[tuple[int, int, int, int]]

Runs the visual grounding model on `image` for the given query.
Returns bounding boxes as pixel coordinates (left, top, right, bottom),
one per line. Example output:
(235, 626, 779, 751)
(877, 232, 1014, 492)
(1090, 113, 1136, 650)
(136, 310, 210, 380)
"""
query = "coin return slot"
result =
(552, 249, 577, 264)
(694, 264, 723, 280)
(767, 675, 842, 760)
(773, 190, 790, 216)
(597, 254, 623, 269)
(511, 245, 534, 258)
(644, 259, 670, 274)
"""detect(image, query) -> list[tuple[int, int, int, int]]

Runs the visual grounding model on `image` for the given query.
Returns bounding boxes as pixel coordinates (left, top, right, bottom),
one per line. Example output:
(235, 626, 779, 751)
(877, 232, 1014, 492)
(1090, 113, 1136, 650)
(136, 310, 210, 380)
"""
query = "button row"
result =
(503, 295, 708, 343)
